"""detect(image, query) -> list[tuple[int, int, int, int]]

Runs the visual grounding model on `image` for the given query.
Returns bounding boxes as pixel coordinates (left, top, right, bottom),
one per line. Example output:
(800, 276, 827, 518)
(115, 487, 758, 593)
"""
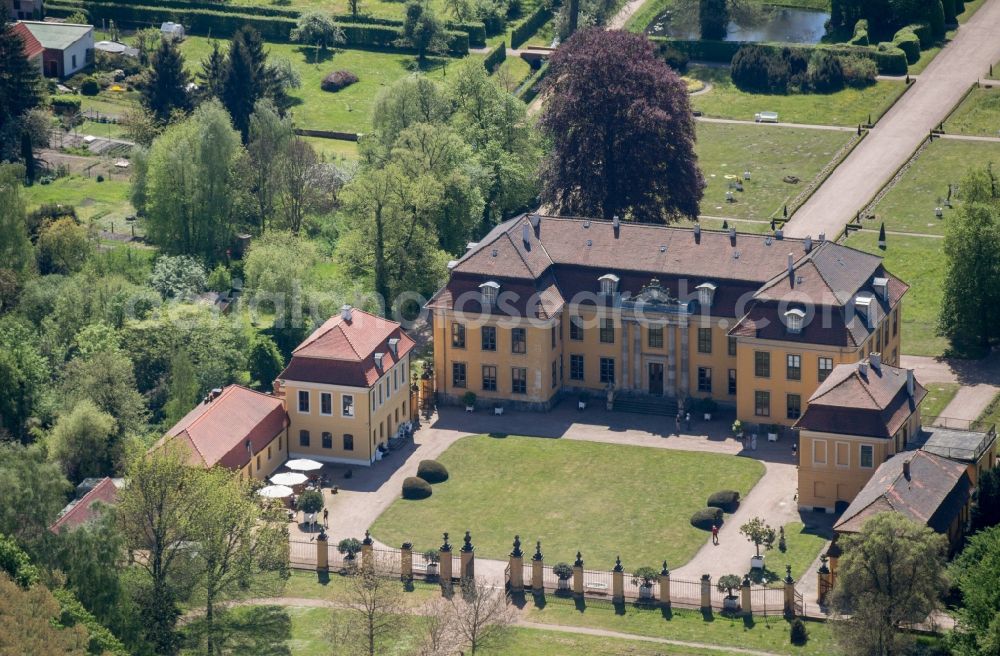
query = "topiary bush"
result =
(790, 618, 809, 645)
(656, 42, 689, 73)
(706, 490, 741, 513)
(839, 54, 878, 87)
(402, 476, 432, 499)
(808, 50, 845, 93)
(892, 29, 921, 64)
(79, 76, 100, 96)
(690, 507, 723, 530)
(321, 70, 359, 92)
(296, 489, 324, 514)
(416, 459, 449, 484)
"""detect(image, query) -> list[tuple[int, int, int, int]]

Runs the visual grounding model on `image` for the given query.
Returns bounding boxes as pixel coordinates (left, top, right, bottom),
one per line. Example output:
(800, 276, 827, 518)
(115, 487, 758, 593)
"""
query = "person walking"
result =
(322, 507, 329, 528)
(675, 414, 681, 435)
(711, 524, 719, 545)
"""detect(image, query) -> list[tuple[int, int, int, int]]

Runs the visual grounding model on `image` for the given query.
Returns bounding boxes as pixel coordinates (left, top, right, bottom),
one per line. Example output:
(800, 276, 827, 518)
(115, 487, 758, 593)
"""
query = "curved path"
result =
(784, 0, 1000, 239)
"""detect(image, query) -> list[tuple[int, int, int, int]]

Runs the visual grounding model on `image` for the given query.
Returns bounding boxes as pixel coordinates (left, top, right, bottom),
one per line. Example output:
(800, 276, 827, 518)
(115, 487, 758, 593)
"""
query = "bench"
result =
(494, 406, 504, 416)
(585, 582, 609, 593)
(755, 111, 779, 123)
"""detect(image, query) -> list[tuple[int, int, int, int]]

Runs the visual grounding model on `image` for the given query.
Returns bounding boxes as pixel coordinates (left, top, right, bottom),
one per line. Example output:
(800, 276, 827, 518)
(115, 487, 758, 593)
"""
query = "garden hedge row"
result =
(48, 1, 471, 54)
(648, 37, 908, 76)
(516, 59, 548, 102)
(849, 19, 868, 46)
(510, 4, 551, 49)
(891, 30, 921, 64)
(483, 40, 507, 73)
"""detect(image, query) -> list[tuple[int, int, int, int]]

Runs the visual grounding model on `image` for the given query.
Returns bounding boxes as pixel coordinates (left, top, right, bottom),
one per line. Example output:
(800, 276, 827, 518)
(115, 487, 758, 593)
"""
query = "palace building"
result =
(426, 213, 907, 426)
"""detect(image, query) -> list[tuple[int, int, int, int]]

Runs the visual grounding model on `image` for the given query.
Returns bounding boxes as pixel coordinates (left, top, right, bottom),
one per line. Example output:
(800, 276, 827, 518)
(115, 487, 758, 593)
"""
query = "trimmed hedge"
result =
(416, 459, 449, 483)
(907, 22, 933, 48)
(402, 476, 432, 499)
(516, 59, 548, 102)
(849, 19, 868, 46)
(52, 0, 470, 53)
(483, 40, 506, 73)
(510, 4, 551, 48)
(706, 490, 741, 513)
(892, 29, 921, 64)
(690, 507, 723, 530)
(648, 37, 908, 75)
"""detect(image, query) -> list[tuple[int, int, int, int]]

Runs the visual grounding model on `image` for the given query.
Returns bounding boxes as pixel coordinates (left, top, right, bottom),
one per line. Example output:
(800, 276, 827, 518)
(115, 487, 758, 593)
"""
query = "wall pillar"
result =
(531, 541, 543, 590)
(659, 562, 671, 607)
(783, 566, 795, 617)
(632, 319, 642, 389)
(700, 574, 711, 610)
(316, 535, 329, 572)
(439, 533, 453, 587)
(817, 555, 831, 605)
(361, 530, 374, 569)
(667, 324, 677, 397)
(612, 557, 624, 603)
(679, 323, 690, 397)
(621, 320, 630, 391)
(509, 536, 524, 593)
(572, 552, 584, 597)
(401, 542, 413, 580)
(460, 531, 475, 581)
(741, 575, 752, 616)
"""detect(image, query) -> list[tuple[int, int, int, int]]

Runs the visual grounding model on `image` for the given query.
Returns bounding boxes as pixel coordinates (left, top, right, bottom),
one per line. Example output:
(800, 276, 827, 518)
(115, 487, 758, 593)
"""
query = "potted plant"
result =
(731, 419, 743, 439)
(767, 424, 779, 442)
(740, 517, 776, 569)
(632, 566, 659, 600)
(716, 574, 742, 611)
(338, 537, 362, 571)
(578, 391, 589, 411)
(700, 397, 718, 421)
(423, 549, 440, 578)
(462, 391, 476, 412)
(296, 490, 324, 531)
(553, 562, 573, 591)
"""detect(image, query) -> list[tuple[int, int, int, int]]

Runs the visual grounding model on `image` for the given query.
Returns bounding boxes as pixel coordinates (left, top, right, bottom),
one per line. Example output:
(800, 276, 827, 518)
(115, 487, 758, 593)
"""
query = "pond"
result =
(647, 6, 831, 44)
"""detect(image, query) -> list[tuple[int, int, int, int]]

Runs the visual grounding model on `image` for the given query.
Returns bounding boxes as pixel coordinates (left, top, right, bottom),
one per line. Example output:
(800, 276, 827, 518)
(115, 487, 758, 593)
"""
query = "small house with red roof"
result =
(275, 305, 415, 466)
(49, 477, 123, 533)
(10, 22, 43, 73)
(157, 384, 289, 480)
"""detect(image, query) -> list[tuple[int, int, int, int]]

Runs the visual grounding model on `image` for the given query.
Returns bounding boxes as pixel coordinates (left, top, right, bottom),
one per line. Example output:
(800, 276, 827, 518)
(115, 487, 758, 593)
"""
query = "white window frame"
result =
(320, 392, 333, 416)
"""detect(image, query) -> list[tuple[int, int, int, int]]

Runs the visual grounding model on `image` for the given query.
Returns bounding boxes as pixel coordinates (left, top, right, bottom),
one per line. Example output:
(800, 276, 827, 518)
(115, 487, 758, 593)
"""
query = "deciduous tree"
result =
(539, 29, 703, 222)
(0, 443, 70, 547)
(699, 0, 729, 39)
(247, 100, 293, 231)
(950, 525, 1000, 655)
(0, 163, 32, 274)
(248, 335, 285, 390)
(830, 513, 948, 656)
(276, 138, 342, 234)
(37, 217, 90, 274)
(334, 557, 406, 656)
(162, 349, 199, 428)
(0, 23, 42, 162)
(450, 577, 515, 654)
(0, 574, 90, 655)
(48, 400, 118, 483)
(291, 11, 345, 61)
(399, 2, 448, 64)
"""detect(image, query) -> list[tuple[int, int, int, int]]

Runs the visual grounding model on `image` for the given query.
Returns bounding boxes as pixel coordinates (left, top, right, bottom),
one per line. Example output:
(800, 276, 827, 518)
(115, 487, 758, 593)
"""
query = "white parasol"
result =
(284, 458, 323, 472)
(257, 484, 294, 498)
(270, 472, 308, 486)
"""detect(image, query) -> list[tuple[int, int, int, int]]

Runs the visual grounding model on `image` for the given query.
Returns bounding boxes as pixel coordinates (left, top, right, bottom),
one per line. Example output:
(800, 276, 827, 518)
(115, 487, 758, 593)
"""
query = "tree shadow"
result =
(743, 614, 756, 629)
(701, 607, 715, 621)
(574, 596, 587, 612)
(185, 605, 293, 656)
(612, 600, 626, 616)
(293, 45, 336, 64)
(660, 604, 673, 620)
(532, 591, 547, 609)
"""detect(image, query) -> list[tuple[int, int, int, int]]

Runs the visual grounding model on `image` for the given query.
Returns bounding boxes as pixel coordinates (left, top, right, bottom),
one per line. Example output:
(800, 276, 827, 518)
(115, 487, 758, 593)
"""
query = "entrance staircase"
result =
(612, 395, 678, 416)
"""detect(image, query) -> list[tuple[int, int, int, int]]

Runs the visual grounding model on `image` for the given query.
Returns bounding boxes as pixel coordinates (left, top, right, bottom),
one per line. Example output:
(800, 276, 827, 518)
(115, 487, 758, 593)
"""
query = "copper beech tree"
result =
(539, 28, 704, 224)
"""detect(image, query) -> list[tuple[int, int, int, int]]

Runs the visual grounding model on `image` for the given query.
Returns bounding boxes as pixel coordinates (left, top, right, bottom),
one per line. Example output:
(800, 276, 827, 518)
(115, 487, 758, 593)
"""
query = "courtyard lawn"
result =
(695, 121, 852, 221)
(843, 230, 948, 357)
(371, 435, 765, 568)
(945, 87, 1000, 138)
(493, 55, 533, 92)
(870, 139, 1000, 236)
(522, 596, 837, 656)
(178, 37, 454, 133)
(977, 392, 1000, 429)
(777, 522, 828, 584)
(688, 66, 907, 127)
(920, 382, 960, 419)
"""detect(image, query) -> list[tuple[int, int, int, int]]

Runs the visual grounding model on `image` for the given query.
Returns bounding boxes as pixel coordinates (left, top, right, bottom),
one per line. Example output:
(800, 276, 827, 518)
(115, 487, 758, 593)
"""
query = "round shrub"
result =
(839, 54, 878, 87)
(790, 618, 809, 645)
(707, 490, 741, 513)
(402, 476, 432, 500)
(79, 76, 100, 96)
(416, 459, 449, 484)
(321, 70, 359, 92)
(690, 507, 724, 530)
(892, 30, 921, 64)
(296, 489, 324, 514)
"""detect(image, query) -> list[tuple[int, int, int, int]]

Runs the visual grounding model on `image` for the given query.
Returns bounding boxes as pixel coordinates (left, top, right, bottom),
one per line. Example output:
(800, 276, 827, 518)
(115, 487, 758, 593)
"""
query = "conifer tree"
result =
(141, 38, 191, 123)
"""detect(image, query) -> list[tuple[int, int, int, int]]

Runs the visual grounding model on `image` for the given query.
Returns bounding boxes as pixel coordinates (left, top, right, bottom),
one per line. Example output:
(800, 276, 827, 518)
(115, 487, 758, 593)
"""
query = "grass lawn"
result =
(843, 231, 948, 357)
(371, 435, 765, 568)
(493, 55, 533, 93)
(688, 66, 907, 127)
(920, 382, 960, 419)
(22, 175, 134, 234)
(870, 139, 1000, 236)
(958, 0, 990, 23)
(78, 119, 128, 140)
(945, 87, 1000, 138)
(178, 37, 457, 133)
(301, 136, 360, 161)
(977, 392, 1000, 429)
(522, 595, 837, 655)
(696, 121, 852, 221)
(777, 522, 828, 584)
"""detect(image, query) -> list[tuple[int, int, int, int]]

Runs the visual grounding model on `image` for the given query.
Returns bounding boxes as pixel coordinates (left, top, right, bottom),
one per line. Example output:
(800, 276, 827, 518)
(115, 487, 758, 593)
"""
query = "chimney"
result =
(374, 352, 384, 371)
(804, 236, 813, 252)
(528, 213, 540, 228)
(388, 337, 399, 358)
(787, 253, 794, 278)
(906, 369, 914, 396)
(818, 232, 826, 242)
(341, 304, 353, 322)
(522, 223, 531, 245)
(858, 361, 868, 377)
(902, 459, 911, 480)
(870, 352, 881, 371)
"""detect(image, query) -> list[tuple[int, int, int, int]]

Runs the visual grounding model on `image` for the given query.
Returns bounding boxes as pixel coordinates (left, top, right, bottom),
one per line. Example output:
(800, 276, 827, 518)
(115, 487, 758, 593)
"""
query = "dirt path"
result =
(783, 0, 1000, 239)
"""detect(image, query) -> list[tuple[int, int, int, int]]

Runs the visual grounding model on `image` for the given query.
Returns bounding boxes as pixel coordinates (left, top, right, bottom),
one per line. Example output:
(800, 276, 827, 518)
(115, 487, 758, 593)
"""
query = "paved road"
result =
(784, 0, 1000, 239)
(902, 353, 1000, 423)
(696, 116, 857, 132)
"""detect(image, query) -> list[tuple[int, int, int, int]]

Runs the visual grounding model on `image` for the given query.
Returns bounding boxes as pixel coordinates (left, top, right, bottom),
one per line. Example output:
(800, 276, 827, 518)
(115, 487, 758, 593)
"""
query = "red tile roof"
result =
(49, 477, 119, 533)
(279, 308, 415, 387)
(11, 23, 44, 59)
(158, 385, 287, 469)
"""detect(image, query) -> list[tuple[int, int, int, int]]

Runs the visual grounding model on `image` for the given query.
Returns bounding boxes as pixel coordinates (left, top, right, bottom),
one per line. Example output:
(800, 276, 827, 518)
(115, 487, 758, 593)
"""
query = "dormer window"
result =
(696, 282, 717, 308)
(599, 273, 619, 296)
(872, 277, 888, 302)
(480, 280, 499, 306)
(784, 308, 805, 334)
(855, 296, 874, 328)
(374, 352, 384, 372)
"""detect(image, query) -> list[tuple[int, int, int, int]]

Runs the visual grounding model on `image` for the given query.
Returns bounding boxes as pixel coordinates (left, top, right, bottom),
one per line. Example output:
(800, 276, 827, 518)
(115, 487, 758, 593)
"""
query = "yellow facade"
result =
(282, 357, 411, 466)
(798, 408, 921, 512)
(238, 430, 289, 481)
